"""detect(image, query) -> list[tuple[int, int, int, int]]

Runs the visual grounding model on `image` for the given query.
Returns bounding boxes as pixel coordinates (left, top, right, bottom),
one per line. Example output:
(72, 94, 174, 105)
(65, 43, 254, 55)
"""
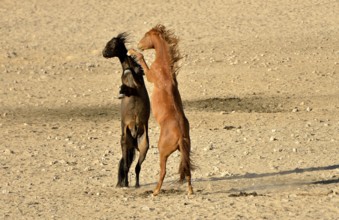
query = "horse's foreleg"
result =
(120, 84, 138, 97)
(135, 128, 149, 188)
(127, 49, 153, 83)
(138, 58, 153, 83)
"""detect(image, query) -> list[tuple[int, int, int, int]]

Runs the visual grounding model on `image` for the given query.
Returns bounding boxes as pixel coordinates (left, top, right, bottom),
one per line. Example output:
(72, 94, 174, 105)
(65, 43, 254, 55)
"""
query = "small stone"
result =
(306, 107, 312, 112)
(84, 167, 92, 171)
(2, 189, 9, 194)
(59, 160, 67, 164)
(4, 148, 14, 155)
(141, 206, 154, 211)
(213, 166, 220, 172)
(270, 136, 277, 142)
(6, 51, 17, 58)
(49, 161, 58, 165)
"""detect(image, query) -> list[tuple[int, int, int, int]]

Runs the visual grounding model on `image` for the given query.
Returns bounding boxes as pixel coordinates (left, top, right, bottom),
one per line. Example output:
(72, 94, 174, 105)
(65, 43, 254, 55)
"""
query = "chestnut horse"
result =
(129, 25, 193, 196)
(103, 33, 150, 188)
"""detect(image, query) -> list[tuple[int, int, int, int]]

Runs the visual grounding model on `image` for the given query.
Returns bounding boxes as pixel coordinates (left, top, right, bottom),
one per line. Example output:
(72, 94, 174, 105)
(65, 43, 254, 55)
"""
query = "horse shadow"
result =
(138, 164, 339, 196)
(194, 164, 339, 195)
(0, 104, 120, 123)
(183, 96, 290, 113)
(203, 164, 339, 182)
(2, 95, 292, 123)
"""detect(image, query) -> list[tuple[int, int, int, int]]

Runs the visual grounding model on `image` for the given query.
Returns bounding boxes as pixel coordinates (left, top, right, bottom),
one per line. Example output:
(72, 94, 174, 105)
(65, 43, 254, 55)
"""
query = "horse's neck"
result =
(153, 39, 175, 84)
(153, 37, 170, 64)
(118, 55, 133, 70)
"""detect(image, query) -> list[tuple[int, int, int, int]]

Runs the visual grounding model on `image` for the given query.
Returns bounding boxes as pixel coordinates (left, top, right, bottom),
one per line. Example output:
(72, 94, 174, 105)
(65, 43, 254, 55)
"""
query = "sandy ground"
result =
(1, 0, 339, 219)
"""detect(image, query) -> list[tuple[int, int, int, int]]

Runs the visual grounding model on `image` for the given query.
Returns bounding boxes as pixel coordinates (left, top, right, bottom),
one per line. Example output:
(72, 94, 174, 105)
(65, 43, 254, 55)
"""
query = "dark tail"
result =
(126, 128, 137, 169)
(179, 138, 194, 182)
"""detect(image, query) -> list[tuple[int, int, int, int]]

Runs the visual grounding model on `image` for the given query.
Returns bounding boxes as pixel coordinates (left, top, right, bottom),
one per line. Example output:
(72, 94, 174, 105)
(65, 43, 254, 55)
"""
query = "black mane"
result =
(117, 32, 128, 44)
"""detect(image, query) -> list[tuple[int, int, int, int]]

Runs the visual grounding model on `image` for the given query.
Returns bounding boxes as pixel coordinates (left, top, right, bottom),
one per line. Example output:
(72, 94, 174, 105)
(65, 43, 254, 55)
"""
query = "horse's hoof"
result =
(118, 94, 125, 99)
(127, 49, 135, 56)
(152, 190, 159, 196)
(116, 182, 129, 188)
(188, 187, 194, 195)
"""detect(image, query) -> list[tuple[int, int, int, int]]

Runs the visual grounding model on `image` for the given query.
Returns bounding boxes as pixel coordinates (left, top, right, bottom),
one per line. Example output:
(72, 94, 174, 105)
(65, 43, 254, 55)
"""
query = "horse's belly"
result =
(151, 92, 176, 123)
(121, 96, 150, 122)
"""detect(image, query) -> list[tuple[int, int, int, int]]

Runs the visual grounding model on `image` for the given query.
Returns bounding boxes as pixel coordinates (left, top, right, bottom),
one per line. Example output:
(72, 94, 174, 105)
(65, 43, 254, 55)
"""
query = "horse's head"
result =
(102, 33, 128, 58)
(137, 28, 159, 51)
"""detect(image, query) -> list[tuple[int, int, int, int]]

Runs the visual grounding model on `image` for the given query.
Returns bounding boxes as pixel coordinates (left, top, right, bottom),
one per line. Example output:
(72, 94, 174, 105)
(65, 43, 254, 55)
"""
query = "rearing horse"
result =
(103, 33, 150, 188)
(129, 25, 194, 196)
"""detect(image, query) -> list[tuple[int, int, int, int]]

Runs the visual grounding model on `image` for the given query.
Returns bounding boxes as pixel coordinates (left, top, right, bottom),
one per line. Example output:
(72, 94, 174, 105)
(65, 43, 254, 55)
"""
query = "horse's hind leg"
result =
(117, 157, 126, 187)
(135, 127, 149, 187)
(153, 153, 169, 196)
(117, 128, 135, 187)
(153, 134, 177, 196)
(186, 174, 193, 195)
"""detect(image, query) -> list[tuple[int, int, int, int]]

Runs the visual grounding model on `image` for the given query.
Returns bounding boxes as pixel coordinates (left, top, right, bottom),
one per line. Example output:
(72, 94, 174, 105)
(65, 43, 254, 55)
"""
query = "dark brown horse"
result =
(128, 25, 194, 196)
(103, 33, 150, 188)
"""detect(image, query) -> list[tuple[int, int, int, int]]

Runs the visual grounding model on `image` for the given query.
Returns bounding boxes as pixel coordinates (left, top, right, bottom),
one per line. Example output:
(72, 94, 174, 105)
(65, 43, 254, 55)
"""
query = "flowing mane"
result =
(117, 32, 128, 43)
(151, 24, 182, 76)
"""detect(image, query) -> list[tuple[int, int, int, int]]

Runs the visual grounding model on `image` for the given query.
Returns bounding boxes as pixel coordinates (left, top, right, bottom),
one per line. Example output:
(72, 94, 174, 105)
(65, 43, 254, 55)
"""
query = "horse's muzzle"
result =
(137, 43, 144, 51)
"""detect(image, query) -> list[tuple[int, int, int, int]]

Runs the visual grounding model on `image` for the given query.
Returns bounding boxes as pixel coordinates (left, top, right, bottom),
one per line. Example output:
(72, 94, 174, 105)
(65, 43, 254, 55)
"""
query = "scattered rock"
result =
(3, 148, 14, 155)
(229, 192, 263, 197)
(141, 206, 154, 211)
(204, 143, 214, 151)
(6, 51, 17, 58)
(223, 125, 240, 130)
(292, 107, 299, 112)
(270, 136, 277, 141)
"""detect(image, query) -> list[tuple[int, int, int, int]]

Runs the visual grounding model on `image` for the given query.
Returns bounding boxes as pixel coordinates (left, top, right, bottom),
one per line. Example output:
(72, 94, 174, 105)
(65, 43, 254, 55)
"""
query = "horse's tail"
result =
(126, 127, 137, 164)
(178, 137, 194, 182)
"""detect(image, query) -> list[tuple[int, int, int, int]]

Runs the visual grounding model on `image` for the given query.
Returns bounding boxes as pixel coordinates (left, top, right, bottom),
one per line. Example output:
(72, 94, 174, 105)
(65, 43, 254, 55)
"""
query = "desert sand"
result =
(1, 0, 338, 219)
